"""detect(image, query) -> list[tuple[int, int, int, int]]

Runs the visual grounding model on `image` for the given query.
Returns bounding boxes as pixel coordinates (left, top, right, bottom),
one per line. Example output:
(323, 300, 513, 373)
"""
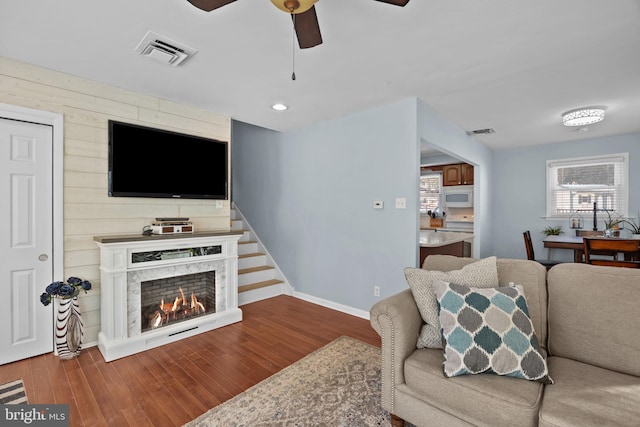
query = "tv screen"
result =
(108, 120, 228, 200)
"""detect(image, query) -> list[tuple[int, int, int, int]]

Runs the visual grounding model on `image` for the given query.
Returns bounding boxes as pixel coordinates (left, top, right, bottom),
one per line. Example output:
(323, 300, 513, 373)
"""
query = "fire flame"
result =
(149, 287, 207, 330)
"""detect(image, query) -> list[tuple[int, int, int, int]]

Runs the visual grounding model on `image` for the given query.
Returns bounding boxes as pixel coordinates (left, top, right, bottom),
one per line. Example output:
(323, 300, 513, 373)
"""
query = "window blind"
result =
(420, 174, 441, 214)
(546, 153, 629, 217)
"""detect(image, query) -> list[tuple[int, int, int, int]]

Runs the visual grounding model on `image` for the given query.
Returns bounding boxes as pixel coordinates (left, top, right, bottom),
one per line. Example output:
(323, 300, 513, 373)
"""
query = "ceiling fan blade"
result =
(373, 0, 410, 6)
(187, 0, 237, 12)
(292, 6, 323, 49)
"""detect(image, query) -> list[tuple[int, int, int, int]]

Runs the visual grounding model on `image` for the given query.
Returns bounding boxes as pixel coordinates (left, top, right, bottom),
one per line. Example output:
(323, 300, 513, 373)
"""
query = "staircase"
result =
(232, 205, 290, 305)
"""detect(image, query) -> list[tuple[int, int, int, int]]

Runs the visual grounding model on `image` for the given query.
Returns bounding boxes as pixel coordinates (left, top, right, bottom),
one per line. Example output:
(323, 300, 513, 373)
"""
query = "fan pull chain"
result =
(291, 13, 296, 81)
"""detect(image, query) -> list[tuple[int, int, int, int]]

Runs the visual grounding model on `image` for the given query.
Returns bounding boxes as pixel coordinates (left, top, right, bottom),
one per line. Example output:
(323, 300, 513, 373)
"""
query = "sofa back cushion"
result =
(547, 263, 640, 376)
(422, 255, 548, 351)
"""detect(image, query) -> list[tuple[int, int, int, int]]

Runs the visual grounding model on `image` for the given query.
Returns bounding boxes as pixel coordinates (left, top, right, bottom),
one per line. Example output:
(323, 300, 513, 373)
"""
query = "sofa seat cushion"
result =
(404, 348, 543, 427)
(539, 357, 640, 427)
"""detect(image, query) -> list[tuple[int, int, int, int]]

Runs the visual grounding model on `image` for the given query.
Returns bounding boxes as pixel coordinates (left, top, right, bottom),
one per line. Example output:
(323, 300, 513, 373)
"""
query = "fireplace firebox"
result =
(141, 271, 216, 332)
(95, 232, 243, 362)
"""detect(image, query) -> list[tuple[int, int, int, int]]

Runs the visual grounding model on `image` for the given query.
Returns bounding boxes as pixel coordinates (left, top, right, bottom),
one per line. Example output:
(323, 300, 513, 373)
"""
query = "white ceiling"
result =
(2, 0, 640, 152)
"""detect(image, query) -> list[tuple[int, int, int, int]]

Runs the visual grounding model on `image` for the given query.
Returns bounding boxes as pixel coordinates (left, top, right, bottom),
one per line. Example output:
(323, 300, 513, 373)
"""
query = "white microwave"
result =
(444, 186, 473, 208)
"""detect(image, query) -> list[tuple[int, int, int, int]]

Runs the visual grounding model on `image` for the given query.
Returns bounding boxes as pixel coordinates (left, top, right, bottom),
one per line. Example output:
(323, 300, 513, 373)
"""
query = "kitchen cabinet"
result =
(442, 163, 474, 186)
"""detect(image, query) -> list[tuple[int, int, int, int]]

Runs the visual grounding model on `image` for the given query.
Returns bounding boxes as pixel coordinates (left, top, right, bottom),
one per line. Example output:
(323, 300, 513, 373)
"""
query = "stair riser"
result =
(238, 242, 258, 255)
(238, 269, 276, 286)
(239, 255, 267, 269)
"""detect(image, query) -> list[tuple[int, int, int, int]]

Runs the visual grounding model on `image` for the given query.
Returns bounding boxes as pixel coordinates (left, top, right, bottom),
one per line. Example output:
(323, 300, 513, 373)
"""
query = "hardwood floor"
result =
(0, 296, 381, 427)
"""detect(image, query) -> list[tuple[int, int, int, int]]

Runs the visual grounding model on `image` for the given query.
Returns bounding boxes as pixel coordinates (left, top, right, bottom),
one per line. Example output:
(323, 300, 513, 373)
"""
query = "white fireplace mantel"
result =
(94, 231, 243, 362)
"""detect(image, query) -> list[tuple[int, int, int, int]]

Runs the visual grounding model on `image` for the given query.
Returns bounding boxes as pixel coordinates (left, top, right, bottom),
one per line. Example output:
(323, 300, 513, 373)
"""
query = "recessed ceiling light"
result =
(271, 103, 288, 111)
(562, 107, 605, 127)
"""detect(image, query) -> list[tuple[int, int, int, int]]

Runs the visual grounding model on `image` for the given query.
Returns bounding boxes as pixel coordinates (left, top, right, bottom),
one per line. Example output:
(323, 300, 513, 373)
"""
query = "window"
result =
(546, 153, 629, 218)
(420, 174, 441, 214)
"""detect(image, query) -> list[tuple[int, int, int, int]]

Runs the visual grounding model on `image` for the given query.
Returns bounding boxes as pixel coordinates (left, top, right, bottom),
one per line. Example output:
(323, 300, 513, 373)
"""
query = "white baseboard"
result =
(292, 291, 370, 320)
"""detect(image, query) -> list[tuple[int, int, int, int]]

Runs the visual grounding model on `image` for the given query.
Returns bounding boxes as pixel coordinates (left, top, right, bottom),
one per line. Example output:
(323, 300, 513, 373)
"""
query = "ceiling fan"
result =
(187, 0, 410, 49)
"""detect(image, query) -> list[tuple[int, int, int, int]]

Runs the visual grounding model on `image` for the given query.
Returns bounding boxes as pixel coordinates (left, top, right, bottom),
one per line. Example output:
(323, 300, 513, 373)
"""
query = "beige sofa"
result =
(370, 255, 640, 427)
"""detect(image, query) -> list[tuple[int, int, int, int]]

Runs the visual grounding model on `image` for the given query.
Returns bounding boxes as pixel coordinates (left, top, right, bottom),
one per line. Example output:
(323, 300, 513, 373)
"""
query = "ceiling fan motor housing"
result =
(272, 0, 317, 14)
(284, 0, 299, 12)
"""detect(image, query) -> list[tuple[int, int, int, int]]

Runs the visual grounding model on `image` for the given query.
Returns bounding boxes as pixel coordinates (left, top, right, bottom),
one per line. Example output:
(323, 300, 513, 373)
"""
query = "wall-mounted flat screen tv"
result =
(108, 120, 228, 200)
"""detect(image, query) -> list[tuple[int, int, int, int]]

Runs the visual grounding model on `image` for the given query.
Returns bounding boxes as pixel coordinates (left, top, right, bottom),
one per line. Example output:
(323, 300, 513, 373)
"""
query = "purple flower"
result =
(40, 293, 51, 306)
(67, 277, 82, 285)
(39, 276, 92, 305)
(45, 281, 63, 295)
(58, 284, 75, 297)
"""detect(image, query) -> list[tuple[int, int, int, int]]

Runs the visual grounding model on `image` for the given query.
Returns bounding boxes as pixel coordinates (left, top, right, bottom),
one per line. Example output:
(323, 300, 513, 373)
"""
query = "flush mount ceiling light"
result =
(272, 103, 288, 111)
(562, 107, 605, 127)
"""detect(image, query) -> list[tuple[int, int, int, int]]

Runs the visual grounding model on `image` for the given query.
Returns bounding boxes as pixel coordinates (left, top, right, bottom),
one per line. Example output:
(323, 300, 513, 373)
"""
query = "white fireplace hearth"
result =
(94, 231, 243, 362)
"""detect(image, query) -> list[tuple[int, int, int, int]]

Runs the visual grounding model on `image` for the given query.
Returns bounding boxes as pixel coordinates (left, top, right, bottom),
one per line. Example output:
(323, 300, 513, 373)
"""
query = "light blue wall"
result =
(492, 132, 640, 261)
(232, 99, 420, 309)
(417, 100, 495, 256)
(232, 96, 639, 313)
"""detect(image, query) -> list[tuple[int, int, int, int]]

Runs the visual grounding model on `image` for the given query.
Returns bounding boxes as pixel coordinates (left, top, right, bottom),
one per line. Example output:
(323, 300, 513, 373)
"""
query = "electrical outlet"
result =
(374, 286, 380, 297)
(395, 197, 406, 209)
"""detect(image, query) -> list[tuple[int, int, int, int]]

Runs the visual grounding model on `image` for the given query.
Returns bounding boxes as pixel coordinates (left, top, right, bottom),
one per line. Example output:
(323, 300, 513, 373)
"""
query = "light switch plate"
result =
(373, 200, 384, 209)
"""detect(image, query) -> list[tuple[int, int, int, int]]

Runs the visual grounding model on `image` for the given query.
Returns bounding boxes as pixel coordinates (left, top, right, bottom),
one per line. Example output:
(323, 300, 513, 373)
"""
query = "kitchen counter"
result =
(419, 230, 474, 266)
(420, 230, 474, 247)
(421, 227, 474, 233)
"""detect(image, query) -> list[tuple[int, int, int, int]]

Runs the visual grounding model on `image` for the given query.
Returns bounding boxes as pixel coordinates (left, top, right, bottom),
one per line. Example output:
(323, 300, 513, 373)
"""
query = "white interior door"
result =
(0, 118, 54, 365)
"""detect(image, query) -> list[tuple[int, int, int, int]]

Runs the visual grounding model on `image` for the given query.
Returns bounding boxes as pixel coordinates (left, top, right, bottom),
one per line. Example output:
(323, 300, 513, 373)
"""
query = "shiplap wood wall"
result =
(0, 57, 231, 346)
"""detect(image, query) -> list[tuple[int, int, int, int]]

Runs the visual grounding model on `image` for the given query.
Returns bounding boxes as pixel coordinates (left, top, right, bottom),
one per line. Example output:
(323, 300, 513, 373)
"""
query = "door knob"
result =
(38, 254, 48, 261)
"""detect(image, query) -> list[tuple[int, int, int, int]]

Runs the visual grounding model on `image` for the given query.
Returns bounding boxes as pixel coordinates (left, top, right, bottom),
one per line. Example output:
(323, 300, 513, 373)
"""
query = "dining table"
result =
(543, 235, 585, 263)
(543, 234, 640, 263)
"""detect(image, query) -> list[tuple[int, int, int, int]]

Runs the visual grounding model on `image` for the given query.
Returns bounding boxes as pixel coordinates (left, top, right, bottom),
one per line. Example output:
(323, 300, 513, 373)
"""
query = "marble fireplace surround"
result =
(128, 260, 224, 336)
(94, 231, 243, 362)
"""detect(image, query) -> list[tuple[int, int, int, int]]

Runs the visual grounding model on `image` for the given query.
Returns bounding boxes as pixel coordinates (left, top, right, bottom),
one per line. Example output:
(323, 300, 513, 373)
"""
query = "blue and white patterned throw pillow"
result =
(433, 280, 553, 384)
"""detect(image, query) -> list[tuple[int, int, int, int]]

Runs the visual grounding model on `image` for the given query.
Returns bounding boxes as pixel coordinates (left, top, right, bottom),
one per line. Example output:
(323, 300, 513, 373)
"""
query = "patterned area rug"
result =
(185, 336, 388, 427)
(0, 379, 28, 404)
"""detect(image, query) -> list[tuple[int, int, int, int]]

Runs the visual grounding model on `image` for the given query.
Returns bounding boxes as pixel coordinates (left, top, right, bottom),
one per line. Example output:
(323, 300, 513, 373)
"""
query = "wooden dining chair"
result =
(523, 231, 565, 269)
(583, 238, 640, 268)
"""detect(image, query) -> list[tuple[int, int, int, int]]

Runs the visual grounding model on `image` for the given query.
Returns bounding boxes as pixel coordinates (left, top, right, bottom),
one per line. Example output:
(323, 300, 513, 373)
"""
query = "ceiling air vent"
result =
(135, 31, 198, 66)
(466, 128, 496, 136)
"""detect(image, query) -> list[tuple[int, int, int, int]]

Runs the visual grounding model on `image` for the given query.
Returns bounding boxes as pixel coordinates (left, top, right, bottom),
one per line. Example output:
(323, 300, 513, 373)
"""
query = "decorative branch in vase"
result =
(39, 277, 92, 359)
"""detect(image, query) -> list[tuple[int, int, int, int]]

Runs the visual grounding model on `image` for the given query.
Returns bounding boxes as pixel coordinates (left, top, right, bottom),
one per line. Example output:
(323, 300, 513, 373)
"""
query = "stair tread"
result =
(239, 279, 284, 293)
(239, 265, 274, 274)
(238, 252, 266, 258)
(238, 240, 257, 245)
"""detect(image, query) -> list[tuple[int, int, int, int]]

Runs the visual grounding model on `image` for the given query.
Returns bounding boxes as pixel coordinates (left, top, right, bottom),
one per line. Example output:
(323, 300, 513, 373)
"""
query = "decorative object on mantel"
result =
(39, 277, 92, 360)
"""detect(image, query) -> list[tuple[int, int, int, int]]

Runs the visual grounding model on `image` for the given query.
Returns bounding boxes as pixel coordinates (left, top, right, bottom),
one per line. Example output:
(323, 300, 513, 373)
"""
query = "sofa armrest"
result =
(370, 289, 422, 413)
